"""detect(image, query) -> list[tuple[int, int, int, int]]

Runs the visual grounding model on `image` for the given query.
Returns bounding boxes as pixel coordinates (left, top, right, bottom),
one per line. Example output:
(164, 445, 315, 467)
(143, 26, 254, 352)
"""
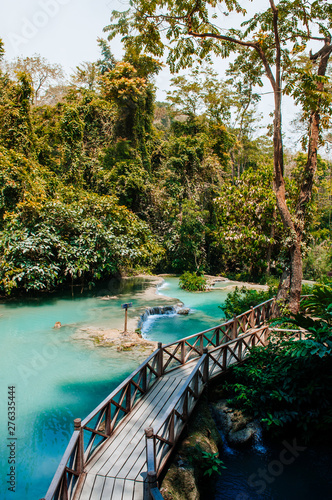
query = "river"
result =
(0, 276, 231, 499)
(1, 276, 330, 500)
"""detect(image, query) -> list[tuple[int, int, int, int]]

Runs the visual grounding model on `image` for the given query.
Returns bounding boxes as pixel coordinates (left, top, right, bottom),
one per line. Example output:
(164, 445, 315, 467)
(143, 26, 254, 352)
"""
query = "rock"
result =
(177, 307, 190, 315)
(162, 465, 199, 500)
(161, 396, 222, 499)
(228, 423, 257, 446)
(210, 399, 258, 447)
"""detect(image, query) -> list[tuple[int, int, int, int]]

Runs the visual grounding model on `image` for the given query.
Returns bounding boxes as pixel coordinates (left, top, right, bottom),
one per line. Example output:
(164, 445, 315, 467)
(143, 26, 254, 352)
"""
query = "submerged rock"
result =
(177, 307, 190, 315)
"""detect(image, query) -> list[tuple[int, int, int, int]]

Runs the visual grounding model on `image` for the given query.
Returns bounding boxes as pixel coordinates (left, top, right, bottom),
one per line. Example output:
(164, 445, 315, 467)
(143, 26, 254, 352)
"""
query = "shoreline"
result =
(79, 274, 269, 352)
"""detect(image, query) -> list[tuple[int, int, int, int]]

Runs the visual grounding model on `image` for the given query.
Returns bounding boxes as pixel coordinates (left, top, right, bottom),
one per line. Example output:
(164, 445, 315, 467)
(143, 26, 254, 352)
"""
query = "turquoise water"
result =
(2, 277, 329, 500)
(142, 278, 230, 343)
(0, 276, 229, 500)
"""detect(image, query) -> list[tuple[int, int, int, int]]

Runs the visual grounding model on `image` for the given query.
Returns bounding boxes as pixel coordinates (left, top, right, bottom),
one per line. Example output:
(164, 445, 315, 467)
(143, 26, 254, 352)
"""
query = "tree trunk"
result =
(275, 37, 332, 315)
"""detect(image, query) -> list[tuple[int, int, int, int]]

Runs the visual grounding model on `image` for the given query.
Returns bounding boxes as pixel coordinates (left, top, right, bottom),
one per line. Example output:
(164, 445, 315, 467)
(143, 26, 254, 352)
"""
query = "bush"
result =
(303, 241, 332, 281)
(220, 286, 276, 319)
(179, 271, 207, 292)
(223, 282, 332, 442)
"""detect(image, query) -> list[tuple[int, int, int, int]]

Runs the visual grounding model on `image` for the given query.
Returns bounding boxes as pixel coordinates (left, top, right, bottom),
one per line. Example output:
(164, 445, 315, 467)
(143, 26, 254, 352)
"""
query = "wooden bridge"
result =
(42, 298, 276, 500)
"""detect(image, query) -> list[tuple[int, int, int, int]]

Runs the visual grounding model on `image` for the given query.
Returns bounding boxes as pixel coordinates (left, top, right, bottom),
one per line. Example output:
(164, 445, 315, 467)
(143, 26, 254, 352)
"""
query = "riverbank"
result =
(76, 274, 269, 349)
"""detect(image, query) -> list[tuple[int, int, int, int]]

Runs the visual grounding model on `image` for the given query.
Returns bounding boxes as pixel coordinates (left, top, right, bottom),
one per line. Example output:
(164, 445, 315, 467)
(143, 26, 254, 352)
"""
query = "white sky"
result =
(0, 0, 305, 148)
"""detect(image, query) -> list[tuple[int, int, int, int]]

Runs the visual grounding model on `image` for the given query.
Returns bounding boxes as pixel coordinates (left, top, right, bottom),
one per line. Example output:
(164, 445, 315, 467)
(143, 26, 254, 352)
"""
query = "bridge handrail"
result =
(42, 297, 275, 500)
(43, 347, 163, 500)
(81, 348, 158, 427)
(145, 326, 270, 495)
(161, 297, 275, 348)
(159, 298, 275, 374)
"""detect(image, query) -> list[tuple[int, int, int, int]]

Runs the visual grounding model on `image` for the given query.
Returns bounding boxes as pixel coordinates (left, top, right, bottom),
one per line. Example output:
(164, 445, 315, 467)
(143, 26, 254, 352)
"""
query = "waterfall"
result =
(137, 305, 180, 332)
(252, 423, 267, 454)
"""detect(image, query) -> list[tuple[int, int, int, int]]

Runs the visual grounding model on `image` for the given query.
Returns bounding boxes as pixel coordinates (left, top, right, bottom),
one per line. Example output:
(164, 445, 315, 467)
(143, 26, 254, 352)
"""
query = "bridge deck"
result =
(74, 361, 196, 500)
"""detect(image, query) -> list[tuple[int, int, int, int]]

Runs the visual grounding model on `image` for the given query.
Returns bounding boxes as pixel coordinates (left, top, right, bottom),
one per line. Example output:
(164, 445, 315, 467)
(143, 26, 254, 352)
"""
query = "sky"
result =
(0, 0, 304, 147)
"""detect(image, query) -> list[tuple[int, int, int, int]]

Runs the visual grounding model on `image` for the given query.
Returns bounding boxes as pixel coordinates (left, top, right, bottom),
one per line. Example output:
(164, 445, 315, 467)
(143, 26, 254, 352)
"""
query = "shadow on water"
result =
(215, 438, 332, 500)
(0, 276, 153, 309)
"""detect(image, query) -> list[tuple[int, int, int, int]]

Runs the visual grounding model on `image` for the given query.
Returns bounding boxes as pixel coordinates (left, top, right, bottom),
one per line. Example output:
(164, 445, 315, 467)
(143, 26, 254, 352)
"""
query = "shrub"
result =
(220, 286, 276, 319)
(179, 271, 207, 292)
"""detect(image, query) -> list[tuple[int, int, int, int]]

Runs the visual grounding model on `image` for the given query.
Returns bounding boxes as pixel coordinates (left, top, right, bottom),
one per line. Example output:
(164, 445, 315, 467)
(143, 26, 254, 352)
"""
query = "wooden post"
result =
(145, 426, 158, 500)
(145, 427, 156, 472)
(122, 302, 132, 333)
(238, 338, 242, 361)
(194, 371, 199, 397)
(200, 335, 204, 355)
(74, 418, 84, 475)
(203, 347, 209, 383)
(216, 328, 220, 346)
(250, 306, 255, 328)
(125, 383, 132, 413)
(105, 402, 111, 436)
(142, 365, 147, 393)
(169, 411, 175, 444)
(222, 347, 227, 371)
(232, 314, 238, 339)
(181, 340, 185, 365)
(124, 307, 128, 333)
(263, 327, 269, 345)
(147, 471, 158, 500)
(157, 342, 163, 377)
(261, 304, 266, 323)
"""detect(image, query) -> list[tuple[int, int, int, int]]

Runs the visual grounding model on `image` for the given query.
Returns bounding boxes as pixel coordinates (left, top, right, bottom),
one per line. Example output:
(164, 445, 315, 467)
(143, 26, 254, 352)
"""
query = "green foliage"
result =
(210, 166, 284, 278)
(0, 146, 49, 224)
(188, 445, 225, 478)
(225, 283, 332, 441)
(179, 271, 207, 292)
(201, 451, 226, 477)
(221, 286, 276, 319)
(0, 193, 163, 295)
(0, 71, 35, 155)
(303, 241, 332, 281)
(60, 106, 84, 183)
(301, 282, 332, 325)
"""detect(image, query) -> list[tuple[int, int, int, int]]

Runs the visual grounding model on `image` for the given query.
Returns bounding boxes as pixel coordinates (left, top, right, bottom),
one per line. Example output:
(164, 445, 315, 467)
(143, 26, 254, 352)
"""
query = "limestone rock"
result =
(210, 399, 259, 447)
(177, 307, 190, 315)
(161, 465, 199, 500)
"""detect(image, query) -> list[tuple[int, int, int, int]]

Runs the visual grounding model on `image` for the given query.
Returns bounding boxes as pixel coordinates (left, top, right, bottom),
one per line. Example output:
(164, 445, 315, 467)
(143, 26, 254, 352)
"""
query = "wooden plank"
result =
(76, 474, 95, 500)
(112, 478, 125, 499)
(100, 477, 115, 500)
(133, 479, 145, 500)
(90, 475, 105, 499)
(122, 479, 135, 500)
(85, 376, 172, 473)
(102, 377, 185, 478)
(87, 376, 180, 475)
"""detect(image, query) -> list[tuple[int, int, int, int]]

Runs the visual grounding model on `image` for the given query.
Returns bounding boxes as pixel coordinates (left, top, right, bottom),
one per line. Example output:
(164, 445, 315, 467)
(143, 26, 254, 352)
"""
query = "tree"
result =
(2, 54, 65, 105)
(96, 38, 116, 74)
(0, 38, 4, 62)
(106, 0, 332, 313)
(0, 71, 35, 156)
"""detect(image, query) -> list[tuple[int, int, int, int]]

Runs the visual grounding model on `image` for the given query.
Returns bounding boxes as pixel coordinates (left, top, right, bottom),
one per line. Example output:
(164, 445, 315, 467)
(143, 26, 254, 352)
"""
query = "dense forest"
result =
(0, 29, 331, 297)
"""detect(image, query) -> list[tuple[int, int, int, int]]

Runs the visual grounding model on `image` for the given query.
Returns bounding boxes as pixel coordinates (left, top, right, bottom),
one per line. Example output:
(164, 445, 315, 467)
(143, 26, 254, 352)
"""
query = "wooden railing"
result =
(42, 348, 163, 500)
(145, 325, 270, 498)
(42, 298, 275, 500)
(159, 297, 275, 373)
